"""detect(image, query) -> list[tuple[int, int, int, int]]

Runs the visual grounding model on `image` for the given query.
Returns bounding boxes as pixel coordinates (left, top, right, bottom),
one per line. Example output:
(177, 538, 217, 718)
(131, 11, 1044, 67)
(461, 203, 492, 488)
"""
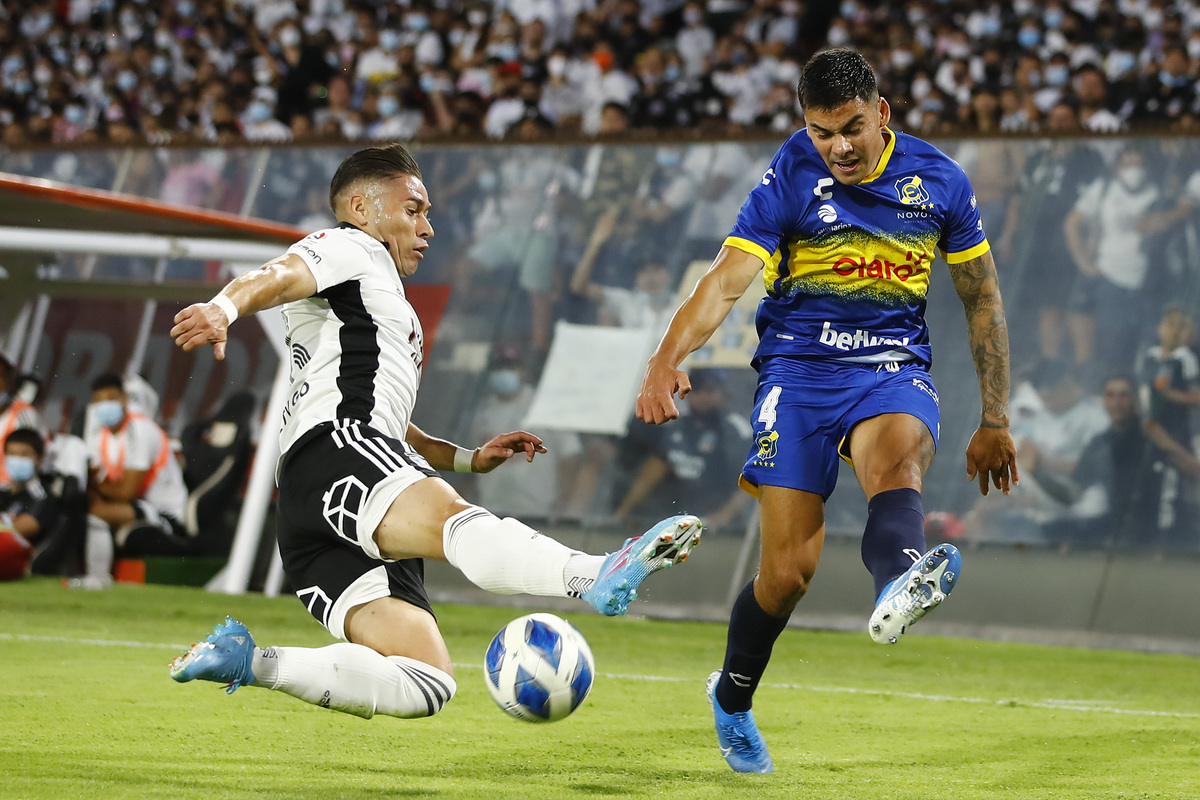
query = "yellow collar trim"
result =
(860, 126, 895, 185)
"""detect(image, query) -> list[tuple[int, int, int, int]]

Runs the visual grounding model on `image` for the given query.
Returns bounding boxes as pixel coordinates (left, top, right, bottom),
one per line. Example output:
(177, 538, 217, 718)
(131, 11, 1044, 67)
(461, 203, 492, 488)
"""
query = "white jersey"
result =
(278, 224, 424, 456)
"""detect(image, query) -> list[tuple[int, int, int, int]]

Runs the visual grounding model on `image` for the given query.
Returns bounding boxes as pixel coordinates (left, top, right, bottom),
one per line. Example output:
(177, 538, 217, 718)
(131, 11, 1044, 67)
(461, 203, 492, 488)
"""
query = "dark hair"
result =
(797, 48, 879, 111)
(4, 427, 44, 459)
(0, 354, 12, 387)
(328, 143, 423, 212)
(90, 372, 125, 394)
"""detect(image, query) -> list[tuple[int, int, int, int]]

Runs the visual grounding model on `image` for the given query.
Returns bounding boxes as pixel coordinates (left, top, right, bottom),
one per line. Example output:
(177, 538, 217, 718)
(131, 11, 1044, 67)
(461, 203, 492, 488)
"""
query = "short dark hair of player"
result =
(90, 372, 126, 394)
(797, 48, 879, 112)
(4, 427, 44, 459)
(328, 144, 423, 212)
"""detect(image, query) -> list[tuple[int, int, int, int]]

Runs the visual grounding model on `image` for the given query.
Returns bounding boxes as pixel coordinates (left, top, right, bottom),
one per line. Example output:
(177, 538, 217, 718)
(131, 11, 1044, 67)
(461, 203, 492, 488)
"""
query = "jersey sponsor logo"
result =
(291, 343, 311, 371)
(761, 168, 776, 186)
(819, 321, 910, 352)
(895, 175, 933, 209)
(812, 177, 834, 200)
(310, 231, 327, 239)
(817, 203, 838, 223)
(322, 475, 367, 544)
(831, 250, 929, 282)
(279, 381, 310, 428)
(295, 244, 323, 263)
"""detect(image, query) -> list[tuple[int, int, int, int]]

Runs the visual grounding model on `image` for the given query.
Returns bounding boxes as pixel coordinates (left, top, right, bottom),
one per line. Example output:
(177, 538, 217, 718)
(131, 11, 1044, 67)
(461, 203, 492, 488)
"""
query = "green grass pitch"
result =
(1, 578, 1198, 800)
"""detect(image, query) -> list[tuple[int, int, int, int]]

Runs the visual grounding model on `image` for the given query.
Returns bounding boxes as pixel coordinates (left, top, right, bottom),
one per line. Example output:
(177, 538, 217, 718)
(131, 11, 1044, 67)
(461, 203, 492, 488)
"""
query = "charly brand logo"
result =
(813, 177, 834, 200)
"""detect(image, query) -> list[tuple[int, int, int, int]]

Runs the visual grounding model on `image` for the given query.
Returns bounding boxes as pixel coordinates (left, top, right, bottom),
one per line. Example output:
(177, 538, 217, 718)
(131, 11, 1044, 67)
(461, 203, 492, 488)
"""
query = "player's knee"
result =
(755, 565, 813, 614)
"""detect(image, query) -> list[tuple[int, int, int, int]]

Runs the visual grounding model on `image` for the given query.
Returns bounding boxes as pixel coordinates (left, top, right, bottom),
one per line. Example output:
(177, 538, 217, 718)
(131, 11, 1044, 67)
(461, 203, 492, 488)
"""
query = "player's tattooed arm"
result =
(949, 248, 1010, 429)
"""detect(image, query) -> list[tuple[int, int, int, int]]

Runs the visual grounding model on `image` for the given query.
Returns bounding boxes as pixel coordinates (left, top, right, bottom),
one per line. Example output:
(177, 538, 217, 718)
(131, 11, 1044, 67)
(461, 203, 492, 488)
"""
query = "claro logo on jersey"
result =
(832, 250, 929, 281)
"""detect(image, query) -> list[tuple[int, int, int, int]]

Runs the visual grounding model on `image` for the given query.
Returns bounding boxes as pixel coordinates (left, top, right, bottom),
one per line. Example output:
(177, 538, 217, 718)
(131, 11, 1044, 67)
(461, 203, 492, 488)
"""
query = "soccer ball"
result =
(484, 613, 595, 723)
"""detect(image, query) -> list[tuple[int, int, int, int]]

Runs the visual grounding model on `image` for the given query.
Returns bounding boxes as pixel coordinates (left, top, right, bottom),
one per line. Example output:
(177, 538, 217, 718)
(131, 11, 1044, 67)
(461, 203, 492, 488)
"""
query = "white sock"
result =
(443, 507, 594, 596)
(564, 553, 606, 598)
(250, 644, 456, 719)
(85, 515, 114, 578)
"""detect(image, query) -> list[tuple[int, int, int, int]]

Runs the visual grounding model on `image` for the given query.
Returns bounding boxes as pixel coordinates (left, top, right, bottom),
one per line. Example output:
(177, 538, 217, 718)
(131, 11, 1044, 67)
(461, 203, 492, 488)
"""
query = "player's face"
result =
(804, 96, 892, 186)
(363, 174, 434, 278)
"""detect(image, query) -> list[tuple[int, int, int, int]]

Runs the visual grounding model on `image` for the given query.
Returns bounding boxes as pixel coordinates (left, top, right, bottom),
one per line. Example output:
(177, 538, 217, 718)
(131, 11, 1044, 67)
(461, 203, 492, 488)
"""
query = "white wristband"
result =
(453, 446, 476, 473)
(210, 294, 239, 326)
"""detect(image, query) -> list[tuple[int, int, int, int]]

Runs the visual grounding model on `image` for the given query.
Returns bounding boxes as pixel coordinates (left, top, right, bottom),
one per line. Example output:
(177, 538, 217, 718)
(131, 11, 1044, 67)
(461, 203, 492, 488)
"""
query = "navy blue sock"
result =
(715, 581, 791, 713)
(862, 487, 927, 600)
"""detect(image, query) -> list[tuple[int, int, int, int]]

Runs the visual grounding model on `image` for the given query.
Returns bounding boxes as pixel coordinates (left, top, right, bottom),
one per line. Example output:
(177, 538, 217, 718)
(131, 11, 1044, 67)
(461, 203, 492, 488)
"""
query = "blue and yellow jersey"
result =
(725, 127, 988, 368)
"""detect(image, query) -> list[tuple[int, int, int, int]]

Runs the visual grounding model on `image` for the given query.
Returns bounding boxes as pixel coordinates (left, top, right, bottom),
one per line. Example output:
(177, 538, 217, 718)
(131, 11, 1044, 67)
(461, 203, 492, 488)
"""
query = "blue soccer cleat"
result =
(869, 543, 962, 644)
(582, 514, 701, 616)
(706, 670, 773, 773)
(169, 616, 257, 694)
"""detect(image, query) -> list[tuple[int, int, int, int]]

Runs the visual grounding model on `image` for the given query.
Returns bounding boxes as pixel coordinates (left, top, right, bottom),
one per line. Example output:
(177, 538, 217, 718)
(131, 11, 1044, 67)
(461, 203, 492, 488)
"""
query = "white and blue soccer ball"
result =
(484, 613, 595, 723)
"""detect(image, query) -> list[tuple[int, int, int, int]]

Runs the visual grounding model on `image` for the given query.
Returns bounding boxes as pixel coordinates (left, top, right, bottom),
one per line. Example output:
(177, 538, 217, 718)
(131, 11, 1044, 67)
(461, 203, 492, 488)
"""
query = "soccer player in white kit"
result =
(167, 144, 700, 721)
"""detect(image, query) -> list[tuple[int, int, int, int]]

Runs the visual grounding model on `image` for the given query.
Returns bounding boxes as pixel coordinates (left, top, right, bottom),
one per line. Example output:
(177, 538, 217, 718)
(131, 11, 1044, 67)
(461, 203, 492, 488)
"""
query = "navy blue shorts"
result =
(739, 358, 940, 500)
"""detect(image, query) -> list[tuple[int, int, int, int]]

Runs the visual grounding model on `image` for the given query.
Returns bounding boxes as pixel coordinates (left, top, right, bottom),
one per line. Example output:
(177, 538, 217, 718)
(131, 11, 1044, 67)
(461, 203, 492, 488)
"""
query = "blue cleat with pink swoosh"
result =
(582, 514, 701, 616)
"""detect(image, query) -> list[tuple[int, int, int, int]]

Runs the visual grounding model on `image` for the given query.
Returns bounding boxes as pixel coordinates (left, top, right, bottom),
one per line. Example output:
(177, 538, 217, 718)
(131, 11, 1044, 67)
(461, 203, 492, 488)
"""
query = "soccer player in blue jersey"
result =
(636, 49, 1019, 773)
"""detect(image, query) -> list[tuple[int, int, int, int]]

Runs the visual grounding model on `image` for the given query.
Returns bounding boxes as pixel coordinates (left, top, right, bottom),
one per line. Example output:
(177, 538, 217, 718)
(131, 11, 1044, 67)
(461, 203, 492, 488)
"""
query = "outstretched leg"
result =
(171, 597, 457, 719)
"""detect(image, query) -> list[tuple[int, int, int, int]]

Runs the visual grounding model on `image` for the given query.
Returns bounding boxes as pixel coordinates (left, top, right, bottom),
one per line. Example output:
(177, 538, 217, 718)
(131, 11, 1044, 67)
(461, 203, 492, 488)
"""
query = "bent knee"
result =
(755, 567, 816, 615)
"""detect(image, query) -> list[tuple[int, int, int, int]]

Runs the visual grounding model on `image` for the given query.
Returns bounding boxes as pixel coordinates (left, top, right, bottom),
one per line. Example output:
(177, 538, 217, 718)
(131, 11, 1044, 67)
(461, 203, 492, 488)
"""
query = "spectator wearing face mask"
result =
(356, 28, 403, 85)
(0, 356, 47, 486)
(1064, 146, 1163, 371)
(241, 87, 291, 141)
(1132, 46, 1198, 127)
(369, 85, 423, 140)
(80, 373, 193, 589)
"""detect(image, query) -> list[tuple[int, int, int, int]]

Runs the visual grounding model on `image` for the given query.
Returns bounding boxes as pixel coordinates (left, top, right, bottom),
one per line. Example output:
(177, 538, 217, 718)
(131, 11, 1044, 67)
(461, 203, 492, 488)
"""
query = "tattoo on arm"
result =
(949, 249, 1010, 428)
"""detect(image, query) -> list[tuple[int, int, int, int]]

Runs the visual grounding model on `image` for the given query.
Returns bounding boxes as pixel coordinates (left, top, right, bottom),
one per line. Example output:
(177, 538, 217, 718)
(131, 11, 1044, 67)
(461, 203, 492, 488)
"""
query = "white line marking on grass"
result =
(0, 632, 191, 650)
(5, 632, 1197, 720)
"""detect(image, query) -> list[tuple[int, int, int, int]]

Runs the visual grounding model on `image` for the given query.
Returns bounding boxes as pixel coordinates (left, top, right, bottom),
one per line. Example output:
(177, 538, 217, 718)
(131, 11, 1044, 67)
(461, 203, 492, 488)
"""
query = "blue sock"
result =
(715, 581, 791, 713)
(862, 487, 927, 600)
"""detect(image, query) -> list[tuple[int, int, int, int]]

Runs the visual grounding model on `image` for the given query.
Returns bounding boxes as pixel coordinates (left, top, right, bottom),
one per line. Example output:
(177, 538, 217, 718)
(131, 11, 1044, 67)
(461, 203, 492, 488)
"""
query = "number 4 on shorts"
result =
(758, 386, 782, 431)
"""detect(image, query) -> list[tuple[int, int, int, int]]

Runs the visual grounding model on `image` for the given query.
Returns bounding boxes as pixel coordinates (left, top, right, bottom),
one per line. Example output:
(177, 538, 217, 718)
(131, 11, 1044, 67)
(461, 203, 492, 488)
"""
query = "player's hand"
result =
(1154, 374, 1170, 391)
(965, 426, 1019, 497)
(636, 360, 690, 425)
(472, 430, 547, 473)
(171, 302, 231, 360)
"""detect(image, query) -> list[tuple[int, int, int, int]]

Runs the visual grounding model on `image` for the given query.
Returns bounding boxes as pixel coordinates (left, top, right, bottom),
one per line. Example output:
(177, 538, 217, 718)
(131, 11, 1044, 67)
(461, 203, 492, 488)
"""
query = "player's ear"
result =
(877, 95, 891, 127)
(343, 190, 369, 227)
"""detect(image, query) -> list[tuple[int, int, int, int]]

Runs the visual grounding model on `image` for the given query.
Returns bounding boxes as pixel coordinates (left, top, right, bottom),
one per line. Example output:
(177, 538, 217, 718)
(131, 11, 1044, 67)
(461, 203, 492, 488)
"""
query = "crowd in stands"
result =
(3, 0, 1200, 147)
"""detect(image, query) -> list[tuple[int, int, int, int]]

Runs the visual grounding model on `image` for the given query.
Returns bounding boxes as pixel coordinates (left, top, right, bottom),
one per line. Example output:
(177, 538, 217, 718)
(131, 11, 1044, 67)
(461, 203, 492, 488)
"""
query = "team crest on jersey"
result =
(895, 175, 933, 209)
(755, 429, 779, 461)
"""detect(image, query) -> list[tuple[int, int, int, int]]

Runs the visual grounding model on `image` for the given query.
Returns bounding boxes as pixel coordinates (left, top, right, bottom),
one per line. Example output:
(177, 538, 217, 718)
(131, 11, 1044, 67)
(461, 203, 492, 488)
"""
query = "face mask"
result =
(1109, 51, 1135, 76)
(65, 105, 85, 125)
(3, 55, 22, 75)
(5, 455, 35, 484)
(150, 55, 169, 77)
(33, 65, 52, 85)
(379, 30, 401, 51)
(665, 63, 681, 82)
(1160, 70, 1189, 89)
(1118, 166, 1146, 190)
(684, 8, 704, 25)
(177, 0, 195, 15)
(92, 400, 125, 429)
(980, 17, 1001, 37)
(489, 370, 521, 396)
(116, 70, 138, 92)
(547, 55, 566, 78)
(449, 28, 465, 46)
(468, 10, 488, 27)
(247, 101, 273, 123)
(280, 27, 301, 48)
(419, 72, 435, 93)
(494, 42, 519, 62)
(947, 41, 971, 59)
(1045, 64, 1069, 86)
(840, 0, 858, 17)
(406, 13, 430, 32)
(827, 24, 850, 46)
(1044, 9, 1064, 28)
(378, 96, 399, 117)
(1017, 28, 1041, 49)
(11, 78, 31, 95)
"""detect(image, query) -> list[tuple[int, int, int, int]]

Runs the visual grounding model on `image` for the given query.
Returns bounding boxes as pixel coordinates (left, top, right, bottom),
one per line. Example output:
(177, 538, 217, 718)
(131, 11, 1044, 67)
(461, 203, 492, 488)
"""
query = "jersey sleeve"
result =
(286, 229, 372, 293)
(937, 162, 990, 264)
(724, 142, 799, 268)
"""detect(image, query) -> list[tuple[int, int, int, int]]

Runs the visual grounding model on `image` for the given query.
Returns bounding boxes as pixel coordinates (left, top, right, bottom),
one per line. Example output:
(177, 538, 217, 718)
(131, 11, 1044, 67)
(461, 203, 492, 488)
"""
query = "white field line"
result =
(4, 632, 1198, 720)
